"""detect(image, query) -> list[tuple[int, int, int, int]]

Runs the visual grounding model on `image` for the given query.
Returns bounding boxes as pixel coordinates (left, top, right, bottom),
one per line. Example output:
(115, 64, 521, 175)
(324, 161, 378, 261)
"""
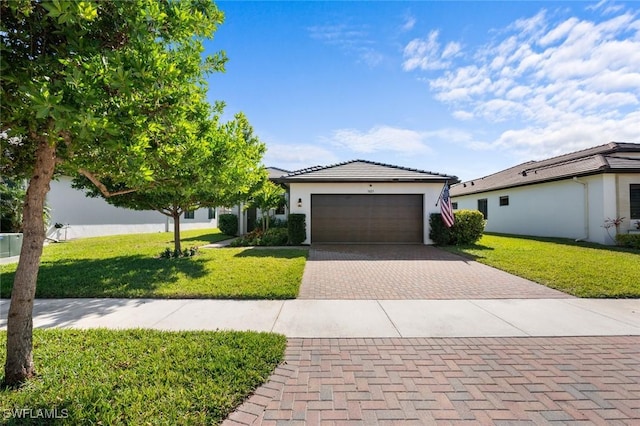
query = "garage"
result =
(311, 194, 424, 243)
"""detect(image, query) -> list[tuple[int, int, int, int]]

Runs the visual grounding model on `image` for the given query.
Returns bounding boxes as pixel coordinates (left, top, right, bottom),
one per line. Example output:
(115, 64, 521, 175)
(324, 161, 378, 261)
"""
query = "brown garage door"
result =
(311, 194, 423, 243)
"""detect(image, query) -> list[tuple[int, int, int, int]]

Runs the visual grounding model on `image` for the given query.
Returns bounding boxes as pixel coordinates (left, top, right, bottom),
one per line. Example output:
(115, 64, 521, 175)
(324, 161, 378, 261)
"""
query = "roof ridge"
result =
(526, 142, 620, 167)
(523, 153, 606, 173)
(286, 159, 455, 179)
(452, 161, 535, 186)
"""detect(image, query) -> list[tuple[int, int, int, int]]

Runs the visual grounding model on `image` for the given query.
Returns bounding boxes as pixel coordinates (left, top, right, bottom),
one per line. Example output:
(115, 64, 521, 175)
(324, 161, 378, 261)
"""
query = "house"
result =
(450, 142, 640, 245)
(277, 160, 457, 244)
(47, 177, 218, 240)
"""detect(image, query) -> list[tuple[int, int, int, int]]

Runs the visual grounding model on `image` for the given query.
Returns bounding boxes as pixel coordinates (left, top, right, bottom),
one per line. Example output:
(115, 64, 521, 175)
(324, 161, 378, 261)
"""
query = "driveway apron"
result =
(298, 244, 570, 300)
(224, 244, 640, 425)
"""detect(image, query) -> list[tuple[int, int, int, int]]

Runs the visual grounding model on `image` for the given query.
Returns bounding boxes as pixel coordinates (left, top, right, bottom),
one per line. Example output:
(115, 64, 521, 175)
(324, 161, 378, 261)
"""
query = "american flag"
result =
(440, 182, 454, 228)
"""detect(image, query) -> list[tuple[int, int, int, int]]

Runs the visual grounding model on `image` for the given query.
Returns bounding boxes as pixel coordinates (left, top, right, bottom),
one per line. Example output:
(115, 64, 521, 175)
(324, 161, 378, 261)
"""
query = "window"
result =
(184, 210, 195, 219)
(275, 205, 285, 215)
(478, 199, 488, 219)
(208, 208, 216, 220)
(451, 202, 458, 210)
(499, 196, 509, 206)
(631, 184, 640, 219)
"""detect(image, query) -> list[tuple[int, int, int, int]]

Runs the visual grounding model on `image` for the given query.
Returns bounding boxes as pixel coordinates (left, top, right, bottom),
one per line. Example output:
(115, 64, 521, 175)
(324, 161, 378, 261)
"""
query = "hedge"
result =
(218, 214, 238, 236)
(616, 233, 640, 249)
(429, 209, 485, 245)
(288, 214, 306, 245)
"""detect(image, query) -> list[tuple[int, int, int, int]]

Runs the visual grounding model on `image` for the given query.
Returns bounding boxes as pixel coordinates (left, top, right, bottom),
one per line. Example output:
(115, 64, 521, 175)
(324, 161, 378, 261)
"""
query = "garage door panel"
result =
(311, 194, 423, 243)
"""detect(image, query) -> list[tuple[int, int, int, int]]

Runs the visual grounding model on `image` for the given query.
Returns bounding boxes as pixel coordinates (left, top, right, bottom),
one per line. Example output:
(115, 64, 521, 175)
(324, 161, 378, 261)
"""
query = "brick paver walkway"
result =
(225, 336, 640, 425)
(298, 245, 570, 300)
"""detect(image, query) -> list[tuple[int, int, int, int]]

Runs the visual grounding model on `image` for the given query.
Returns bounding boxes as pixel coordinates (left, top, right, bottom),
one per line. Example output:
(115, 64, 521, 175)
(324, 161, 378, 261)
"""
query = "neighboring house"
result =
(450, 142, 640, 245)
(46, 167, 291, 240)
(277, 160, 457, 244)
(47, 176, 217, 240)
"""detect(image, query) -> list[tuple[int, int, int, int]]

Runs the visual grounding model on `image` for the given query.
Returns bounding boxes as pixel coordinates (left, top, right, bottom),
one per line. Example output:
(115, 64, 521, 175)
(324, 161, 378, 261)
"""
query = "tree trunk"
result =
(173, 211, 181, 253)
(4, 139, 56, 386)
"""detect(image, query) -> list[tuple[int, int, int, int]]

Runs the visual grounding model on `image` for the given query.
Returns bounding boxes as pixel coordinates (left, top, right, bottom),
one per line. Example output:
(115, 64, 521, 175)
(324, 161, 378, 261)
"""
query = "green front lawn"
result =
(446, 233, 640, 298)
(0, 229, 307, 299)
(1, 329, 285, 425)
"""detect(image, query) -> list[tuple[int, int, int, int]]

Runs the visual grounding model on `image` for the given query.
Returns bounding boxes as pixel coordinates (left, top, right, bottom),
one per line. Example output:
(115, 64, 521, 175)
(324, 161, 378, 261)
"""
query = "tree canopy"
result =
(74, 102, 266, 252)
(0, 0, 232, 386)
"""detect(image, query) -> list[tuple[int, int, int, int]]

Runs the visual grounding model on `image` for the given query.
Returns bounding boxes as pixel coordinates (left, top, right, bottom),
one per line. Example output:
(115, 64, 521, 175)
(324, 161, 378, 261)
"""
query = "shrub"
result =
(429, 209, 485, 246)
(229, 228, 289, 247)
(429, 213, 453, 245)
(288, 214, 306, 245)
(229, 229, 263, 247)
(451, 209, 485, 245)
(616, 233, 640, 249)
(159, 246, 199, 259)
(218, 214, 238, 236)
(270, 217, 288, 229)
(261, 228, 289, 246)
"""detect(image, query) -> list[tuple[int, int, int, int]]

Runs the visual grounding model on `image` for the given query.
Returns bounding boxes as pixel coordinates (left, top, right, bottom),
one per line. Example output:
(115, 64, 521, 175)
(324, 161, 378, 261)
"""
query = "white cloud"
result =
(308, 23, 384, 68)
(326, 125, 483, 157)
(327, 125, 433, 154)
(442, 41, 462, 59)
(453, 110, 474, 120)
(414, 6, 640, 158)
(587, 0, 625, 15)
(264, 143, 338, 172)
(402, 14, 416, 32)
(402, 30, 460, 71)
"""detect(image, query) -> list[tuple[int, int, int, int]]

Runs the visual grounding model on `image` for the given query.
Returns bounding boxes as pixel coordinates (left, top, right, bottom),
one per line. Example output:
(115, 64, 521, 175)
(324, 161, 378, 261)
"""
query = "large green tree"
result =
(1, 0, 225, 386)
(74, 104, 266, 253)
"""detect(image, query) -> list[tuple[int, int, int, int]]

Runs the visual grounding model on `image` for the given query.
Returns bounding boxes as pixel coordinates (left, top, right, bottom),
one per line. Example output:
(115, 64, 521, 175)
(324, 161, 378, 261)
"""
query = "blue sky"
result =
(206, 1, 640, 181)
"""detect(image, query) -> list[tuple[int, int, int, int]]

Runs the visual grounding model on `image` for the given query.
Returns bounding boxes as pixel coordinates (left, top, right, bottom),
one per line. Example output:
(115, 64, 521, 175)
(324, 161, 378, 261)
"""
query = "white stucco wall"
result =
(47, 177, 217, 240)
(288, 181, 446, 244)
(451, 174, 624, 245)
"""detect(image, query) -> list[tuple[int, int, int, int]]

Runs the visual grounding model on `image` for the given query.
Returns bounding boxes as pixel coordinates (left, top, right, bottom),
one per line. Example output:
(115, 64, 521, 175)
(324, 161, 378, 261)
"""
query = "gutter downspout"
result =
(572, 177, 589, 241)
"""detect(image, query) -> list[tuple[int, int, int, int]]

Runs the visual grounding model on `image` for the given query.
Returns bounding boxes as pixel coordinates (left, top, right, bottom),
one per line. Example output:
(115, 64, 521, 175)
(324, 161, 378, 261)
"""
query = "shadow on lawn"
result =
(181, 233, 232, 244)
(0, 255, 208, 298)
(233, 247, 309, 259)
(441, 243, 494, 261)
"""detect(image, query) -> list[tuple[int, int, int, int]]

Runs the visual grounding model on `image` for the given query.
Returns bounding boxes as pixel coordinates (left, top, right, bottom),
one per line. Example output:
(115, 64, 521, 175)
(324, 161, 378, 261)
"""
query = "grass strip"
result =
(1, 329, 286, 425)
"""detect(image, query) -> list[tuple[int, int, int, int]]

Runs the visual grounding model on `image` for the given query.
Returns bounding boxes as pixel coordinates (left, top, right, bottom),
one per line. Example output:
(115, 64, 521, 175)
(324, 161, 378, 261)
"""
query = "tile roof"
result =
(267, 167, 290, 180)
(451, 142, 640, 196)
(279, 160, 457, 183)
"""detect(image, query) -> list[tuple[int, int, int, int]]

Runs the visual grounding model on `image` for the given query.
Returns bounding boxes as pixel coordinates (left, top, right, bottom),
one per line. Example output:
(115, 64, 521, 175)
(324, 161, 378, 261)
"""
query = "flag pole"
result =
(435, 180, 448, 207)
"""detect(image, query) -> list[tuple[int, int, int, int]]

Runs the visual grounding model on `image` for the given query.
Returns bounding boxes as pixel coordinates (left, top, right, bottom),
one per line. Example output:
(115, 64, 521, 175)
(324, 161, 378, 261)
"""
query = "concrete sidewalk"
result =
(1, 298, 638, 337)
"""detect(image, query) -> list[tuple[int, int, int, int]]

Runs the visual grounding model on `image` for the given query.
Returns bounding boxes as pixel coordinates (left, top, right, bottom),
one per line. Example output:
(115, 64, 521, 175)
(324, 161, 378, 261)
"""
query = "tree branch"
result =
(78, 169, 137, 197)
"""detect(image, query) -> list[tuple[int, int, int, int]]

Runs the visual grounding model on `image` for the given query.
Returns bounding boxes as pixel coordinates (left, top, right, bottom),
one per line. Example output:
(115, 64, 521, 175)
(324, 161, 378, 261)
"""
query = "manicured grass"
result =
(0, 329, 286, 425)
(0, 229, 307, 299)
(445, 233, 640, 298)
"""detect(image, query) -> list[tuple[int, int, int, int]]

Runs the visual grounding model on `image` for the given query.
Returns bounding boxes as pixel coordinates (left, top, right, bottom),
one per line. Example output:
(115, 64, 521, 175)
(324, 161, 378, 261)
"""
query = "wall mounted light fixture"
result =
(297, 198, 302, 208)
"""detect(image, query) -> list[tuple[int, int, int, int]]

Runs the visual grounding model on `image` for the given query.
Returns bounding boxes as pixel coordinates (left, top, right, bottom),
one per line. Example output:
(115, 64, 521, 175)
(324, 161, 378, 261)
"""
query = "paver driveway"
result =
(224, 244, 639, 425)
(226, 336, 640, 425)
(298, 244, 570, 300)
